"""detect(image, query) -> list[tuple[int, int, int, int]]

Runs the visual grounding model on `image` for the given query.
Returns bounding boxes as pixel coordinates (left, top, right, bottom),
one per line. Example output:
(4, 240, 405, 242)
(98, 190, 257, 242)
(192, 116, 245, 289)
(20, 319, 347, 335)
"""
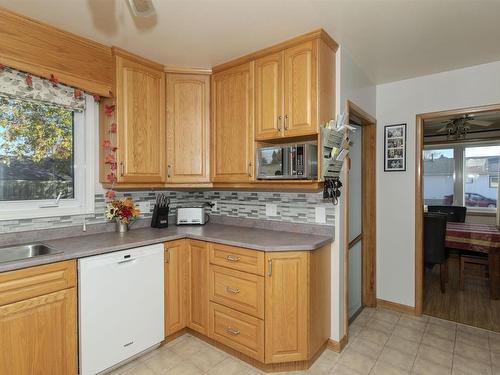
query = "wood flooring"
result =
(424, 255, 500, 332)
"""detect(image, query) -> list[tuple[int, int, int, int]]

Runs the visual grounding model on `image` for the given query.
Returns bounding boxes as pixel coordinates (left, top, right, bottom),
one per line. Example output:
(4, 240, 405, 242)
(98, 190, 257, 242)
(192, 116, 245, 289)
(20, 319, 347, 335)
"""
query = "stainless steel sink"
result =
(0, 243, 63, 263)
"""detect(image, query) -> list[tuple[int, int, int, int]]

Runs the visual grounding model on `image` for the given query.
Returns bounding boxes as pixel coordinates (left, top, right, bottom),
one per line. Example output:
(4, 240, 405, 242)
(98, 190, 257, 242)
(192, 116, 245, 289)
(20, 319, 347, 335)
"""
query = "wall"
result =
(331, 46, 376, 340)
(376, 60, 500, 307)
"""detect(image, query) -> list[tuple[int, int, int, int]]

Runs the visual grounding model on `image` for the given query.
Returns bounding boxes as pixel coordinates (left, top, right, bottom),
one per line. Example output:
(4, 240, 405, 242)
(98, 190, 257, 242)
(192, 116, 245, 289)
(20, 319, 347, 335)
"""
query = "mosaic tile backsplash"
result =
(0, 190, 335, 233)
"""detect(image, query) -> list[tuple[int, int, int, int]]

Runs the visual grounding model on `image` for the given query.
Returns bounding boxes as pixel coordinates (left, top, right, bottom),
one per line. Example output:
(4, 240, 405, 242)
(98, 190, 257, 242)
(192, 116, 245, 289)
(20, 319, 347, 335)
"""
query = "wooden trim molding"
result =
(164, 66, 212, 75)
(0, 7, 113, 96)
(415, 114, 424, 316)
(344, 100, 377, 310)
(112, 47, 164, 71)
(377, 298, 416, 315)
(327, 335, 348, 353)
(212, 28, 338, 73)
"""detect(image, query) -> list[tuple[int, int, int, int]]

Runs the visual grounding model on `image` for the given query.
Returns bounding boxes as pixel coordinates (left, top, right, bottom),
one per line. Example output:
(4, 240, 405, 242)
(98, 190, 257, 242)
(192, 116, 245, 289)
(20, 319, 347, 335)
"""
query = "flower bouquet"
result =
(105, 198, 140, 232)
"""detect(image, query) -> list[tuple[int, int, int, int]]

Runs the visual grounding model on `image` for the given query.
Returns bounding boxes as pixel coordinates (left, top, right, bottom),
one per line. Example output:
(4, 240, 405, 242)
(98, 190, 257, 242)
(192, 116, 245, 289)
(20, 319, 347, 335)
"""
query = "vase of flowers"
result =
(105, 198, 140, 233)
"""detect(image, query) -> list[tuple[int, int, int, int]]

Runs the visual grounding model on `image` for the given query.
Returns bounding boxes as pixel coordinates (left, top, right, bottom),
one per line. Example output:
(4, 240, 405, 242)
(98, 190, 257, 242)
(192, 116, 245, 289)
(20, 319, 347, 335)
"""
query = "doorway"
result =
(415, 103, 500, 332)
(344, 100, 377, 334)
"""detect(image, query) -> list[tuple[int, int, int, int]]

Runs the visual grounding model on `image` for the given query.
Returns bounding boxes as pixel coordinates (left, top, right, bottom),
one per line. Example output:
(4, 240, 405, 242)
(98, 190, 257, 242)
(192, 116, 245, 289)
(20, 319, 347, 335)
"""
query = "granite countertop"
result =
(0, 223, 333, 273)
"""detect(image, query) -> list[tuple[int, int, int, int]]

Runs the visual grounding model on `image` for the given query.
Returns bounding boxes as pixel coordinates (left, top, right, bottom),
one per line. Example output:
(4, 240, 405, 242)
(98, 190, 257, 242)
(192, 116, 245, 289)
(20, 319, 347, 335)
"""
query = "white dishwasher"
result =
(78, 243, 164, 375)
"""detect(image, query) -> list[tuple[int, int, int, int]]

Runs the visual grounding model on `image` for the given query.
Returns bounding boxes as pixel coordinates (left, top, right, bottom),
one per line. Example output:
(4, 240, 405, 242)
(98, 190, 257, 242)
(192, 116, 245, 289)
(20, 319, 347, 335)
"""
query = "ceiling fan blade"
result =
(128, 0, 156, 18)
(467, 120, 493, 126)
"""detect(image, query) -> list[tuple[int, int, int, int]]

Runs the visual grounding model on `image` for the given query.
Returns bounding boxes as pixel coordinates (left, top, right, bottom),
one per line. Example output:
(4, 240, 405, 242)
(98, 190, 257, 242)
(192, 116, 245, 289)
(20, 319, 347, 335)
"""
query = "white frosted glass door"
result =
(348, 124, 363, 319)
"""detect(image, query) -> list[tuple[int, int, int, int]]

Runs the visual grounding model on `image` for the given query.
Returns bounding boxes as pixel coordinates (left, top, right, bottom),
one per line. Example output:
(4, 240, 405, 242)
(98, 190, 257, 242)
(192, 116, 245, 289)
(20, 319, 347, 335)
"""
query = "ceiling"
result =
(2, 0, 500, 84)
(424, 111, 500, 137)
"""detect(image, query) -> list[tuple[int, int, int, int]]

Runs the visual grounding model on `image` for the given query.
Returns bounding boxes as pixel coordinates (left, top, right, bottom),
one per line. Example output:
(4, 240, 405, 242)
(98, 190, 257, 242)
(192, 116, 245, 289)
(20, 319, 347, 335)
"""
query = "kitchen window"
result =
(423, 143, 499, 212)
(0, 83, 95, 219)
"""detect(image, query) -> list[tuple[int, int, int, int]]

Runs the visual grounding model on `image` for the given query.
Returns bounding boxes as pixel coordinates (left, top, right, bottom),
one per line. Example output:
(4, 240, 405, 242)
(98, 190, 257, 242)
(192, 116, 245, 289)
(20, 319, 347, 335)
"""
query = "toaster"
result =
(176, 207, 207, 225)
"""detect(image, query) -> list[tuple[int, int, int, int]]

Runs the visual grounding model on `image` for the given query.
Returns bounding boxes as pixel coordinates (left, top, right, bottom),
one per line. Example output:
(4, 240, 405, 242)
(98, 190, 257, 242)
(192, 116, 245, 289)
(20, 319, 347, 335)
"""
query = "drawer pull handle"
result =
(226, 327, 240, 336)
(226, 255, 240, 262)
(226, 286, 240, 294)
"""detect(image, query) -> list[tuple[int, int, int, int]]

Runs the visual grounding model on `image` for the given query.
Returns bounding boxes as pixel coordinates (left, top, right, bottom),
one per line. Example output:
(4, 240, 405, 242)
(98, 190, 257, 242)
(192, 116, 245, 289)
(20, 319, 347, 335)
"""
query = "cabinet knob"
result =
(167, 165, 172, 178)
(248, 162, 253, 177)
(226, 255, 240, 262)
(268, 258, 273, 277)
(226, 286, 241, 294)
(120, 162, 125, 177)
(165, 249, 170, 263)
(277, 115, 283, 131)
(284, 115, 289, 130)
(225, 327, 240, 336)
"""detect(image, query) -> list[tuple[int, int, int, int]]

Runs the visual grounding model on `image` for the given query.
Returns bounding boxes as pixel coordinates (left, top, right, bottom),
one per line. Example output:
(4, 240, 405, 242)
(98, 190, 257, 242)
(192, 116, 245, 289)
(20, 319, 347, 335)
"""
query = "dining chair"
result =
(424, 212, 449, 293)
(428, 205, 467, 223)
(459, 253, 489, 290)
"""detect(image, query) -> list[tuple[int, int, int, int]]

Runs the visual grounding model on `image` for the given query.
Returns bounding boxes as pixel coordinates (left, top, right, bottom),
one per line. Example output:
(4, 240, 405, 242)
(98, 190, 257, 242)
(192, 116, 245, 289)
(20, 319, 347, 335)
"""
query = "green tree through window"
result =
(0, 97, 74, 201)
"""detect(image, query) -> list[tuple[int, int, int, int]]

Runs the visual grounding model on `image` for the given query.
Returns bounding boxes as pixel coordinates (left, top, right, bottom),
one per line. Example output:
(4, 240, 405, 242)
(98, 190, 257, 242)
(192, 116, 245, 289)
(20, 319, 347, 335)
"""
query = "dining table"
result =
(446, 222, 500, 299)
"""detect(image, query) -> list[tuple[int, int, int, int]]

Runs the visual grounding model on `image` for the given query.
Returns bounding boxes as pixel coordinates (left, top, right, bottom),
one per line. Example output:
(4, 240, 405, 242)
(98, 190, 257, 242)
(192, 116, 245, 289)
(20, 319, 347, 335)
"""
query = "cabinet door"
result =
(265, 252, 309, 363)
(166, 74, 210, 184)
(164, 240, 189, 336)
(0, 288, 77, 375)
(255, 52, 283, 140)
(188, 240, 209, 335)
(115, 54, 166, 183)
(283, 41, 318, 137)
(212, 62, 254, 182)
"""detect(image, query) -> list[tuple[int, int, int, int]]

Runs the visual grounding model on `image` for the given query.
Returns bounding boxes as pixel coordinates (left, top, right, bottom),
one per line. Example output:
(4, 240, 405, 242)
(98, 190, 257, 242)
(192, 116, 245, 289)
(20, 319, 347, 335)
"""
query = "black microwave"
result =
(256, 144, 318, 180)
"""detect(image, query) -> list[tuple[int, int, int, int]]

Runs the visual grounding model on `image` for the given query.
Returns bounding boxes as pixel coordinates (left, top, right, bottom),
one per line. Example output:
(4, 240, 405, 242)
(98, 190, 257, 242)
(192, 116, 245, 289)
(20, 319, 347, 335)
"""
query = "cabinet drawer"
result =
(209, 265, 264, 319)
(209, 243, 264, 275)
(209, 302, 264, 362)
(0, 260, 76, 306)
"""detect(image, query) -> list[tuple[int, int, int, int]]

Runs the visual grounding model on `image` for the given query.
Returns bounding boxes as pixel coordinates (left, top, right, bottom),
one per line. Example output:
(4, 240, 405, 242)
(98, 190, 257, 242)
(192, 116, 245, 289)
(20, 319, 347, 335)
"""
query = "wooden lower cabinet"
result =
(164, 239, 189, 336)
(265, 252, 309, 363)
(209, 302, 264, 362)
(164, 241, 331, 368)
(0, 261, 77, 375)
(188, 240, 210, 335)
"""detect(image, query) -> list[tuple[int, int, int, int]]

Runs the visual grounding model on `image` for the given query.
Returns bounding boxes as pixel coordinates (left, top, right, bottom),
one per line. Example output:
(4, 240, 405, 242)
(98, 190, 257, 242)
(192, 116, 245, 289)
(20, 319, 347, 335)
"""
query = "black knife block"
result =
(151, 204, 169, 228)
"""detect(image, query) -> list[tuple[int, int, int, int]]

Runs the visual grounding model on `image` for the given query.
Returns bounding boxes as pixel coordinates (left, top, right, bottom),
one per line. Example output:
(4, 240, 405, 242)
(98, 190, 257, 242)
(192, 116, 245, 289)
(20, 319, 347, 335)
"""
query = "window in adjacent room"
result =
(423, 148, 455, 206)
(464, 145, 499, 209)
(423, 143, 499, 212)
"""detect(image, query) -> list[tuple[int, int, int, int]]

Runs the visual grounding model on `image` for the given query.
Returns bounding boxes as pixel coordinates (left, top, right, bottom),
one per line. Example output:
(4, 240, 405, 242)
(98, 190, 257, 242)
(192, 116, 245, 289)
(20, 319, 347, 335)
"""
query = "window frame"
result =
(424, 140, 499, 214)
(0, 94, 96, 220)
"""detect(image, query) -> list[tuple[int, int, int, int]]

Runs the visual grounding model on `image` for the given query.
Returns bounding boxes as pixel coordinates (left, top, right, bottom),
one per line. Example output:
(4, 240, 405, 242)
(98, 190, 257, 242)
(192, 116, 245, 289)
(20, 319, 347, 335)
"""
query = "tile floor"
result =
(108, 307, 500, 375)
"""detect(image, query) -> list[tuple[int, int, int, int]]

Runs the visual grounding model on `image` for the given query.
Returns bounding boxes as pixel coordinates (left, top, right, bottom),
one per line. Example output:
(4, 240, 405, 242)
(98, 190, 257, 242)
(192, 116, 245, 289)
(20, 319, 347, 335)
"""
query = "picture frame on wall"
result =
(384, 123, 407, 172)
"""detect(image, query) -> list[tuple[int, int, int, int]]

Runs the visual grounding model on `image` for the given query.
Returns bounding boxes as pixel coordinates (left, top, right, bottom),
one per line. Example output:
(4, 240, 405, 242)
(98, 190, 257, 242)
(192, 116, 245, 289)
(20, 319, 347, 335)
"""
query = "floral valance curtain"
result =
(0, 66, 86, 111)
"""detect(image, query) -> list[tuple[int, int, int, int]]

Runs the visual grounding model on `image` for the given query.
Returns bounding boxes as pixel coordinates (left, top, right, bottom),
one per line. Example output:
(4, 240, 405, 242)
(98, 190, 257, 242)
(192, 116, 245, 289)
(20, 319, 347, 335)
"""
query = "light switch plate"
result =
(266, 203, 277, 217)
(137, 201, 151, 216)
(315, 206, 326, 224)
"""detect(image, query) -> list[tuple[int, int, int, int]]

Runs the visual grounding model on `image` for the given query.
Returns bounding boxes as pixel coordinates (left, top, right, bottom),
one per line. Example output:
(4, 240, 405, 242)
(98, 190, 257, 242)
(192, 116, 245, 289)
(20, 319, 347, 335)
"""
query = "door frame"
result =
(414, 102, 500, 315)
(344, 100, 377, 332)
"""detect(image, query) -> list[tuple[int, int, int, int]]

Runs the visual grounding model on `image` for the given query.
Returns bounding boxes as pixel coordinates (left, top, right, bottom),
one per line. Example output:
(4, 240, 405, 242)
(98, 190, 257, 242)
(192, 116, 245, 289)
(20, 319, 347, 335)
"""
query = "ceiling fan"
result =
(128, 0, 156, 18)
(436, 115, 493, 139)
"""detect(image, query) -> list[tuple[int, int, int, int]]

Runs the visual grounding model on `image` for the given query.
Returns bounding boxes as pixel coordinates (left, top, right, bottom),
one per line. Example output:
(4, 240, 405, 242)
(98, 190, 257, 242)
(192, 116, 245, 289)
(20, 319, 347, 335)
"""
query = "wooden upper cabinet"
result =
(253, 39, 334, 141)
(164, 240, 189, 336)
(265, 252, 309, 363)
(211, 62, 254, 182)
(166, 73, 210, 184)
(284, 41, 317, 137)
(114, 49, 166, 184)
(255, 52, 283, 140)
